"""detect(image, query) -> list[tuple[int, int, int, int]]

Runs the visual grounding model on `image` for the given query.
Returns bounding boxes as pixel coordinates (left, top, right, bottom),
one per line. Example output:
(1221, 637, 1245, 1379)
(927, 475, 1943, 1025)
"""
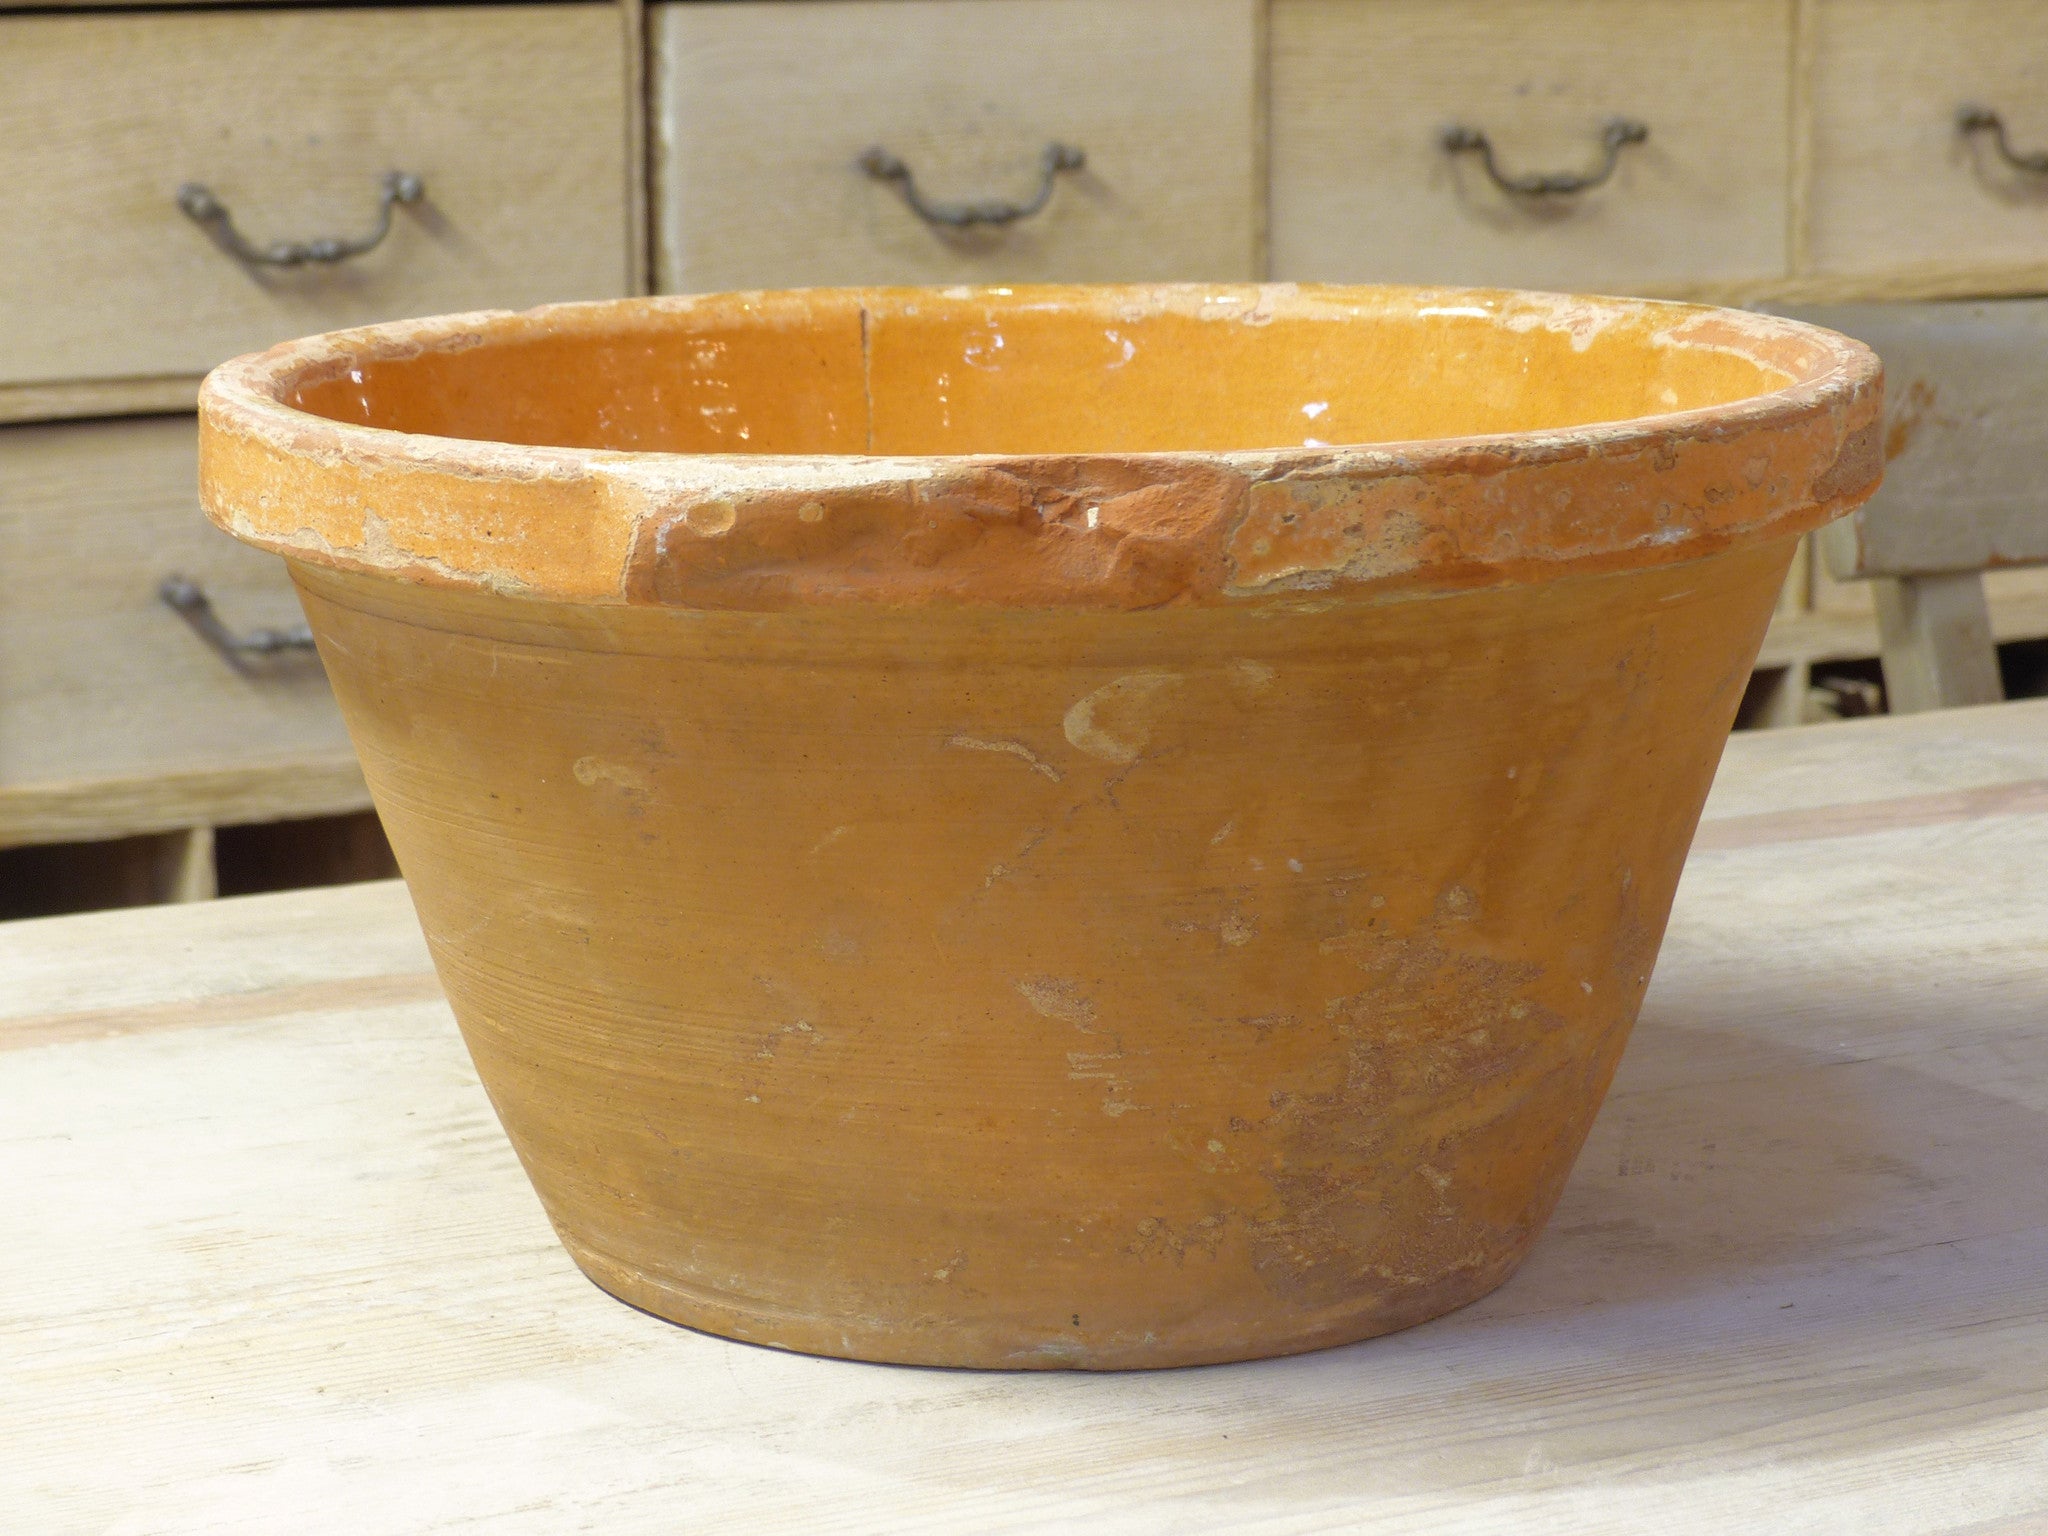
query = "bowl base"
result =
(557, 1230, 1533, 1371)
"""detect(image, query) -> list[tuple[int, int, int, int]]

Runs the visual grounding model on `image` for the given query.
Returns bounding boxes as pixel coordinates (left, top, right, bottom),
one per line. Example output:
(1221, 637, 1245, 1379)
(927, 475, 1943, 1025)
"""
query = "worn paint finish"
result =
(198, 285, 1879, 1369)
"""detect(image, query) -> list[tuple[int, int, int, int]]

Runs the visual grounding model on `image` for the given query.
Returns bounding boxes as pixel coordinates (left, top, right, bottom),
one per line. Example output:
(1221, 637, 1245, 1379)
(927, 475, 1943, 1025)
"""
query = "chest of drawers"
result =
(8, 0, 2047, 904)
(0, 0, 639, 887)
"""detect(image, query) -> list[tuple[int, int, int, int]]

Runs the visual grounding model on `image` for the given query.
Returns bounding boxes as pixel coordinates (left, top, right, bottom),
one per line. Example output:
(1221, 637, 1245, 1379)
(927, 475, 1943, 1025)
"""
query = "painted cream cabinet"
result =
(0, 1, 639, 880)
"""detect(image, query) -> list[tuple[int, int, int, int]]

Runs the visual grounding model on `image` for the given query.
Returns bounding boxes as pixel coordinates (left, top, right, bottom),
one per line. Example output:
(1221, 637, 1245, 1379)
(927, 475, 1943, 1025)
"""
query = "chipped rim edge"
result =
(197, 282, 1884, 606)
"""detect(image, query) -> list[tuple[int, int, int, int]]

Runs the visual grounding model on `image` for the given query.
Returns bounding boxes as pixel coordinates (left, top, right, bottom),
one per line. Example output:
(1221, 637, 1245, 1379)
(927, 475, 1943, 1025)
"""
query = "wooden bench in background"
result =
(1796, 301, 2048, 713)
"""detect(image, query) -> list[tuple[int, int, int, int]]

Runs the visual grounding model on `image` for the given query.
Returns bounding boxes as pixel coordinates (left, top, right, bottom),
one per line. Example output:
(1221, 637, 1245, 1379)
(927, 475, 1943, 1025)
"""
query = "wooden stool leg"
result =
(1874, 572, 2004, 714)
(148, 826, 218, 903)
(1750, 658, 1813, 728)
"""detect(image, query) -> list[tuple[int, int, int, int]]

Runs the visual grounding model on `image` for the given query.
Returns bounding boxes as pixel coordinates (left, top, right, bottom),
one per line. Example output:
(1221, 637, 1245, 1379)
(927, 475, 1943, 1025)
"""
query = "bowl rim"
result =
(196, 282, 1884, 609)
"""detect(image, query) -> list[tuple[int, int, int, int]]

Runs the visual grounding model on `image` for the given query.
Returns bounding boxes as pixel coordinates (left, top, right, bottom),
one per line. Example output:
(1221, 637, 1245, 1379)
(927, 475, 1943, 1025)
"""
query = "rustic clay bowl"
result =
(198, 285, 1880, 1369)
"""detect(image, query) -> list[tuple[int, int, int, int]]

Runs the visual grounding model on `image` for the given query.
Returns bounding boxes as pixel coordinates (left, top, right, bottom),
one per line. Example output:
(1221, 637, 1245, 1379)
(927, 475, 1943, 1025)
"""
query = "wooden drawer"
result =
(1806, 0, 2048, 286)
(0, 417, 365, 847)
(0, 5, 630, 394)
(1270, 0, 1792, 295)
(650, 0, 1259, 291)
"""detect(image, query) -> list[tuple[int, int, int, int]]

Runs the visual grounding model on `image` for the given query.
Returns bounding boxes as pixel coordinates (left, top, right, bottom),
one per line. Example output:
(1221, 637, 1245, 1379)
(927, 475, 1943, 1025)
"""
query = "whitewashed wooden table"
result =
(7, 701, 2048, 1535)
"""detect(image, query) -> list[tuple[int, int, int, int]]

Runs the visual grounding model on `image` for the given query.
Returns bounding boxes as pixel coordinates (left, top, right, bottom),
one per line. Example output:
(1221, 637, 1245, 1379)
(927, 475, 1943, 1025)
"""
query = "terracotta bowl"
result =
(199, 285, 1880, 1369)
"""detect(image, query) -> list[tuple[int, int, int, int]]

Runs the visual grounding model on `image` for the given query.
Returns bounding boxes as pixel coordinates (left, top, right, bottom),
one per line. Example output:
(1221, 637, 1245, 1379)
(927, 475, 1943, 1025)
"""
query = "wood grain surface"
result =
(1757, 582, 2048, 670)
(651, 0, 1261, 290)
(1270, 0, 1793, 294)
(0, 5, 630, 390)
(1805, 0, 2048, 282)
(0, 416, 366, 847)
(5, 700, 2047, 1530)
(0, 376, 200, 427)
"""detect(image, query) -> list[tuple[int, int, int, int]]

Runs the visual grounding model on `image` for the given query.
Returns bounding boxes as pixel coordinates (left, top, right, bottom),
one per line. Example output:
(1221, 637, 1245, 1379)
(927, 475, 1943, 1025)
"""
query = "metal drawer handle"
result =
(1956, 105, 2048, 174)
(160, 575, 316, 671)
(1440, 118, 1648, 196)
(175, 170, 424, 266)
(858, 142, 1084, 228)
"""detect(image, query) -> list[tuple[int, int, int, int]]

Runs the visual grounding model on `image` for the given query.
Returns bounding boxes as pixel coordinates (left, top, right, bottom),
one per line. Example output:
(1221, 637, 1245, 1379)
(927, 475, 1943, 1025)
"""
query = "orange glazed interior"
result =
(283, 285, 1808, 457)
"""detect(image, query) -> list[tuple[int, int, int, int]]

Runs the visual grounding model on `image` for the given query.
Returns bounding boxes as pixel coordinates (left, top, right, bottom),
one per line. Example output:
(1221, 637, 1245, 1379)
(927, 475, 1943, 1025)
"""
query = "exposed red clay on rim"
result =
(197, 284, 1881, 610)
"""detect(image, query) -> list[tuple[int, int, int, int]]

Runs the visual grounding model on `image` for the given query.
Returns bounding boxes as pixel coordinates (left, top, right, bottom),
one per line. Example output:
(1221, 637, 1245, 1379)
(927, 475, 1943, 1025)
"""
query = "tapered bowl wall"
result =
(292, 535, 1790, 1369)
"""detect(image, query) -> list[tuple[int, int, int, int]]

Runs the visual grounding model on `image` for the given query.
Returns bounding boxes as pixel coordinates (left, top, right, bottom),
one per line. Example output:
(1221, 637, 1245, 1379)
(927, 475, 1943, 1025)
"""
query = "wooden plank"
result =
(0, 757, 371, 850)
(0, 0, 598, 7)
(1756, 582, 2048, 670)
(1689, 258, 2048, 305)
(1695, 773, 2048, 850)
(0, 5, 630, 389)
(0, 877, 427, 1028)
(0, 375, 199, 426)
(1235, 262, 2048, 310)
(1, 969, 442, 1054)
(1269, 0, 1793, 293)
(1702, 694, 2048, 817)
(651, 0, 1261, 291)
(1808, 561, 2048, 636)
(6, 708, 2048, 1530)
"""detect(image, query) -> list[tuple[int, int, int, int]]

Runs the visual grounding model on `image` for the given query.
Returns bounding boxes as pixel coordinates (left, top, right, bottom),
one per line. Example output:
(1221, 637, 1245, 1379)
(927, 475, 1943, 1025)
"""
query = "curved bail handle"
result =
(1439, 118, 1648, 196)
(858, 142, 1085, 228)
(1956, 105, 2048, 174)
(175, 170, 425, 266)
(159, 575, 317, 675)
